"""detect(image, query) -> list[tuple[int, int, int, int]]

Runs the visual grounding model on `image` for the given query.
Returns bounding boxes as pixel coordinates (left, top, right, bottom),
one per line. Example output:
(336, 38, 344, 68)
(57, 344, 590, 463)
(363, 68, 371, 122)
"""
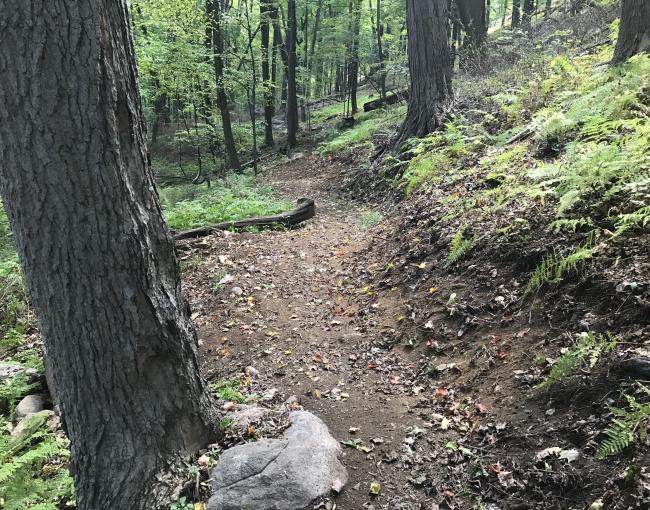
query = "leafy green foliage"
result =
(159, 175, 292, 230)
(209, 378, 246, 403)
(537, 332, 617, 388)
(597, 384, 650, 458)
(0, 414, 74, 510)
(446, 225, 475, 266)
(526, 235, 596, 294)
(360, 210, 383, 228)
(170, 496, 194, 510)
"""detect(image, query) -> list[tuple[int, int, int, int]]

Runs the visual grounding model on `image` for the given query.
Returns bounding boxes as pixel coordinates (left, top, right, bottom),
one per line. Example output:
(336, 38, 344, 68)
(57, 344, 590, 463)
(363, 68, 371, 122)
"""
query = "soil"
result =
(181, 151, 649, 509)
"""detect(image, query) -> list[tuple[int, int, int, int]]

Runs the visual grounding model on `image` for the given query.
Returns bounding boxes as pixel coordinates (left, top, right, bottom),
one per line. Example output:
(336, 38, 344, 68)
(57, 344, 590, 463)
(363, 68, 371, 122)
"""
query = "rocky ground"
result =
(180, 151, 650, 509)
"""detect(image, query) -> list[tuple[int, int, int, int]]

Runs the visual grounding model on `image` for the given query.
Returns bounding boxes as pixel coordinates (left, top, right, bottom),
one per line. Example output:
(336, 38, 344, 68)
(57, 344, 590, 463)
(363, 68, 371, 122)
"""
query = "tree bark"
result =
(286, 0, 299, 147)
(521, 0, 535, 29)
(512, 0, 521, 27)
(458, 0, 487, 53)
(207, 0, 242, 171)
(261, 0, 275, 146)
(612, 0, 650, 64)
(0, 2, 217, 509)
(397, 0, 452, 146)
(347, 0, 362, 114)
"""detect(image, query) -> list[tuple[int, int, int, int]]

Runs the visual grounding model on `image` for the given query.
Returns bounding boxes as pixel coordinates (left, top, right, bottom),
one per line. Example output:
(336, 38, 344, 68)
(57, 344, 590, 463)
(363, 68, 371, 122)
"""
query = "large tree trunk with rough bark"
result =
(612, 0, 650, 64)
(207, 0, 242, 170)
(458, 0, 487, 52)
(286, 0, 299, 147)
(521, 0, 535, 29)
(0, 2, 217, 509)
(397, 0, 452, 146)
(512, 0, 521, 27)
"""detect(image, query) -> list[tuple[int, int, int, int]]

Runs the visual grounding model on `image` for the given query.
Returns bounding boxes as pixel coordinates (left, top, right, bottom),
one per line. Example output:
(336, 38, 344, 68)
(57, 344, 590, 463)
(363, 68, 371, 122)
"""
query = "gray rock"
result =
(0, 362, 38, 383)
(15, 394, 47, 421)
(208, 411, 348, 510)
(11, 410, 54, 437)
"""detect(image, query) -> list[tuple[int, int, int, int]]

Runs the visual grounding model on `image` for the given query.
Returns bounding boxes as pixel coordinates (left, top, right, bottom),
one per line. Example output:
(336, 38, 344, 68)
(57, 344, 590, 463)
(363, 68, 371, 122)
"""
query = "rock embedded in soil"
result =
(208, 411, 347, 510)
(14, 394, 47, 421)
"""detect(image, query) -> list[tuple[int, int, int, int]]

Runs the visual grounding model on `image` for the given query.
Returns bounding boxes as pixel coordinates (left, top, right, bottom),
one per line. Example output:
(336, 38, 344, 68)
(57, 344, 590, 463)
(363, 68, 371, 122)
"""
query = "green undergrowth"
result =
(160, 174, 292, 230)
(318, 104, 406, 156)
(392, 25, 649, 296)
(0, 414, 75, 509)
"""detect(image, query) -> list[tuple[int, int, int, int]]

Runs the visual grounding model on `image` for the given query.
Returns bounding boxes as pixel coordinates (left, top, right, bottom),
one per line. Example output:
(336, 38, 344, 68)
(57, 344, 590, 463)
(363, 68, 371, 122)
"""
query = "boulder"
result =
(228, 405, 269, 434)
(11, 410, 55, 438)
(15, 394, 47, 421)
(208, 411, 347, 510)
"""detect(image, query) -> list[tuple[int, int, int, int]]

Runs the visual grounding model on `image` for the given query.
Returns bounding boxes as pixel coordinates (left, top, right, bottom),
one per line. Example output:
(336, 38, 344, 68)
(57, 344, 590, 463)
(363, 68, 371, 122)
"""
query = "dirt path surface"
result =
(181, 153, 443, 509)
(178, 151, 649, 510)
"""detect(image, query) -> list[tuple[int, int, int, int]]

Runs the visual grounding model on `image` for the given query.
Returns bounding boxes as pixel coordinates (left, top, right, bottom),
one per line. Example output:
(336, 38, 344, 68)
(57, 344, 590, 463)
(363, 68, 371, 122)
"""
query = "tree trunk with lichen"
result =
(0, 1, 217, 509)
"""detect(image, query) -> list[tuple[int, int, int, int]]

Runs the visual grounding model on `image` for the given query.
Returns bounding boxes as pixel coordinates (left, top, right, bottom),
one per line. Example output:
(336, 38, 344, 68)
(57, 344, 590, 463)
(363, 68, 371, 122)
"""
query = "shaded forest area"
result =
(0, 0, 648, 509)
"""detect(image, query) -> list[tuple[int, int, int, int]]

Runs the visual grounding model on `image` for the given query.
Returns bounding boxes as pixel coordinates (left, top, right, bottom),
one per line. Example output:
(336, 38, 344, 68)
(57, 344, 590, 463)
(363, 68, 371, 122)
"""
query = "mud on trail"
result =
(179, 152, 650, 510)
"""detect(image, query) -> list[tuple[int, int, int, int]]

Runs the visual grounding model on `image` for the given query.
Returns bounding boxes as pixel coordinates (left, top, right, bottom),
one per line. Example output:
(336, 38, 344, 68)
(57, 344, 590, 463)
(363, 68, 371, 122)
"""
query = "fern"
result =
(446, 225, 475, 266)
(548, 217, 594, 233)
(613, 205, 650, 237)
(0, 414, 74, 509)
(537, 332, 617, 388)
(526, 234, 596, 294)
(597, 384, 650, 458)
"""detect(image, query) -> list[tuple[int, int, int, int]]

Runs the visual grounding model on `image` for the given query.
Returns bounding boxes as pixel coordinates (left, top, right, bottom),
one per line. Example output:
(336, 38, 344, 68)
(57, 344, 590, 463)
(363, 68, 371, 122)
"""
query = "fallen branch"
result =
(363, 90, 408, 112)
(505, 126, 533, 145)
(172, 198, 316, 240)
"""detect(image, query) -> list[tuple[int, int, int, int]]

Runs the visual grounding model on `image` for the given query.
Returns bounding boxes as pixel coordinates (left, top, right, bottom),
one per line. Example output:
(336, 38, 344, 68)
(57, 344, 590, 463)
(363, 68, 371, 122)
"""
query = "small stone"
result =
(621, 357, 650, 378)
(0, 363, 38, 384)
(232, 286, 244, 297)
(15, 394, 47, 421)
(245, 366, 260, 378)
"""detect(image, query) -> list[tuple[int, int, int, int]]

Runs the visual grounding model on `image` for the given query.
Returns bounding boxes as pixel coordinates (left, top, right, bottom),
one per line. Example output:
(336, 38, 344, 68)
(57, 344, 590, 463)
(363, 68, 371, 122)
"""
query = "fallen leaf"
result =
(369, 481, 381, 495)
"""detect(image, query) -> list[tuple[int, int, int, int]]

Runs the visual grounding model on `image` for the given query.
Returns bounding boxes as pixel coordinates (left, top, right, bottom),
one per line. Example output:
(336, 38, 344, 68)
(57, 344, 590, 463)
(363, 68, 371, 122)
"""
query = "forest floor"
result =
(181, 143, 649, 509)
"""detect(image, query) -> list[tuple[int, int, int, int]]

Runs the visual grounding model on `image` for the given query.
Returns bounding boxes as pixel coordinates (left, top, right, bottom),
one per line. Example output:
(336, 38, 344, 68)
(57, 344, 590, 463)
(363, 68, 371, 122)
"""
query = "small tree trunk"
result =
(286, 0, 299, 147)
(0, 2, 217, 509)
(207, 0, 241, 171)
(397, 0, 452, 146)
(261, 0, 274, 146)
(545, 0, 552, 15)
(346, 0, 361, 114)
(512, 0, 521, 27)
(612, 0, 650, 64)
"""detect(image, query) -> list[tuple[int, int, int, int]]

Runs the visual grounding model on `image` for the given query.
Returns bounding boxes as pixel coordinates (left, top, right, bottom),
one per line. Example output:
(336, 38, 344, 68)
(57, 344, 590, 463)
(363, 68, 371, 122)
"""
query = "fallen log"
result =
(173, 198, 316, 241)
(363, 90, 408, 113)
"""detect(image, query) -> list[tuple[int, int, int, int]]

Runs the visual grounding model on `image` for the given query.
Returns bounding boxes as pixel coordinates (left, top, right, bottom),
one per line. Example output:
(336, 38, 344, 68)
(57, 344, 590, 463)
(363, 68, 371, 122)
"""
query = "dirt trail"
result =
(182, 153, 438, 509)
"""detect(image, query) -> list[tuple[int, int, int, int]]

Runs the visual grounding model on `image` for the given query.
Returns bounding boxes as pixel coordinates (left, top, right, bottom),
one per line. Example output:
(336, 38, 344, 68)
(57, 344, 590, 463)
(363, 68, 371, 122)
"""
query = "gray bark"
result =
(286, 0, 299, 147)
(397, 0, 452, 146)
(0, 2, 217, 509)
(612, 0, 650, 64)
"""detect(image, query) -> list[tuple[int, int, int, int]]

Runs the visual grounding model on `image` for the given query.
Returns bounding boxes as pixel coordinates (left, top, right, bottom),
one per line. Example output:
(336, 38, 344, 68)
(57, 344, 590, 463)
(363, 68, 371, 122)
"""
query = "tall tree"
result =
(207, 0, 242, 170)
(347, 0, 362, 114)
(261, 0, 275, 146)
(286, 0, 299, 147)
(0, 1, 217, 509)
(458, 0, 488, 53)
(512, 0, 521, 27)
(397, 0, 452, 145)
(521, 0, 535, 29)
(612, 0, 650, 64)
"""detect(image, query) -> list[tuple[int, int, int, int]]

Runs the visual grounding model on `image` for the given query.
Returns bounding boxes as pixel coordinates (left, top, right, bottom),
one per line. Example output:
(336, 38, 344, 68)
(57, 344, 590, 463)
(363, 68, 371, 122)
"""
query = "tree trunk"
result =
(545, 0, 552, 15)
(347, 0, 362, 114)
(261, 0, 274, 146)
(271, 2, 288, 114)
(286, 0, 299, 147)
(0, 2, 217, 509)
(521, 0, 534, 28)
(512, 0, 521, 27)
(612, 0, 650, 64)
(207, 0, 241, 171)
(376, 0, 387, 98)
(396, 0, 452, 146)
(458, 0, 487, 53)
